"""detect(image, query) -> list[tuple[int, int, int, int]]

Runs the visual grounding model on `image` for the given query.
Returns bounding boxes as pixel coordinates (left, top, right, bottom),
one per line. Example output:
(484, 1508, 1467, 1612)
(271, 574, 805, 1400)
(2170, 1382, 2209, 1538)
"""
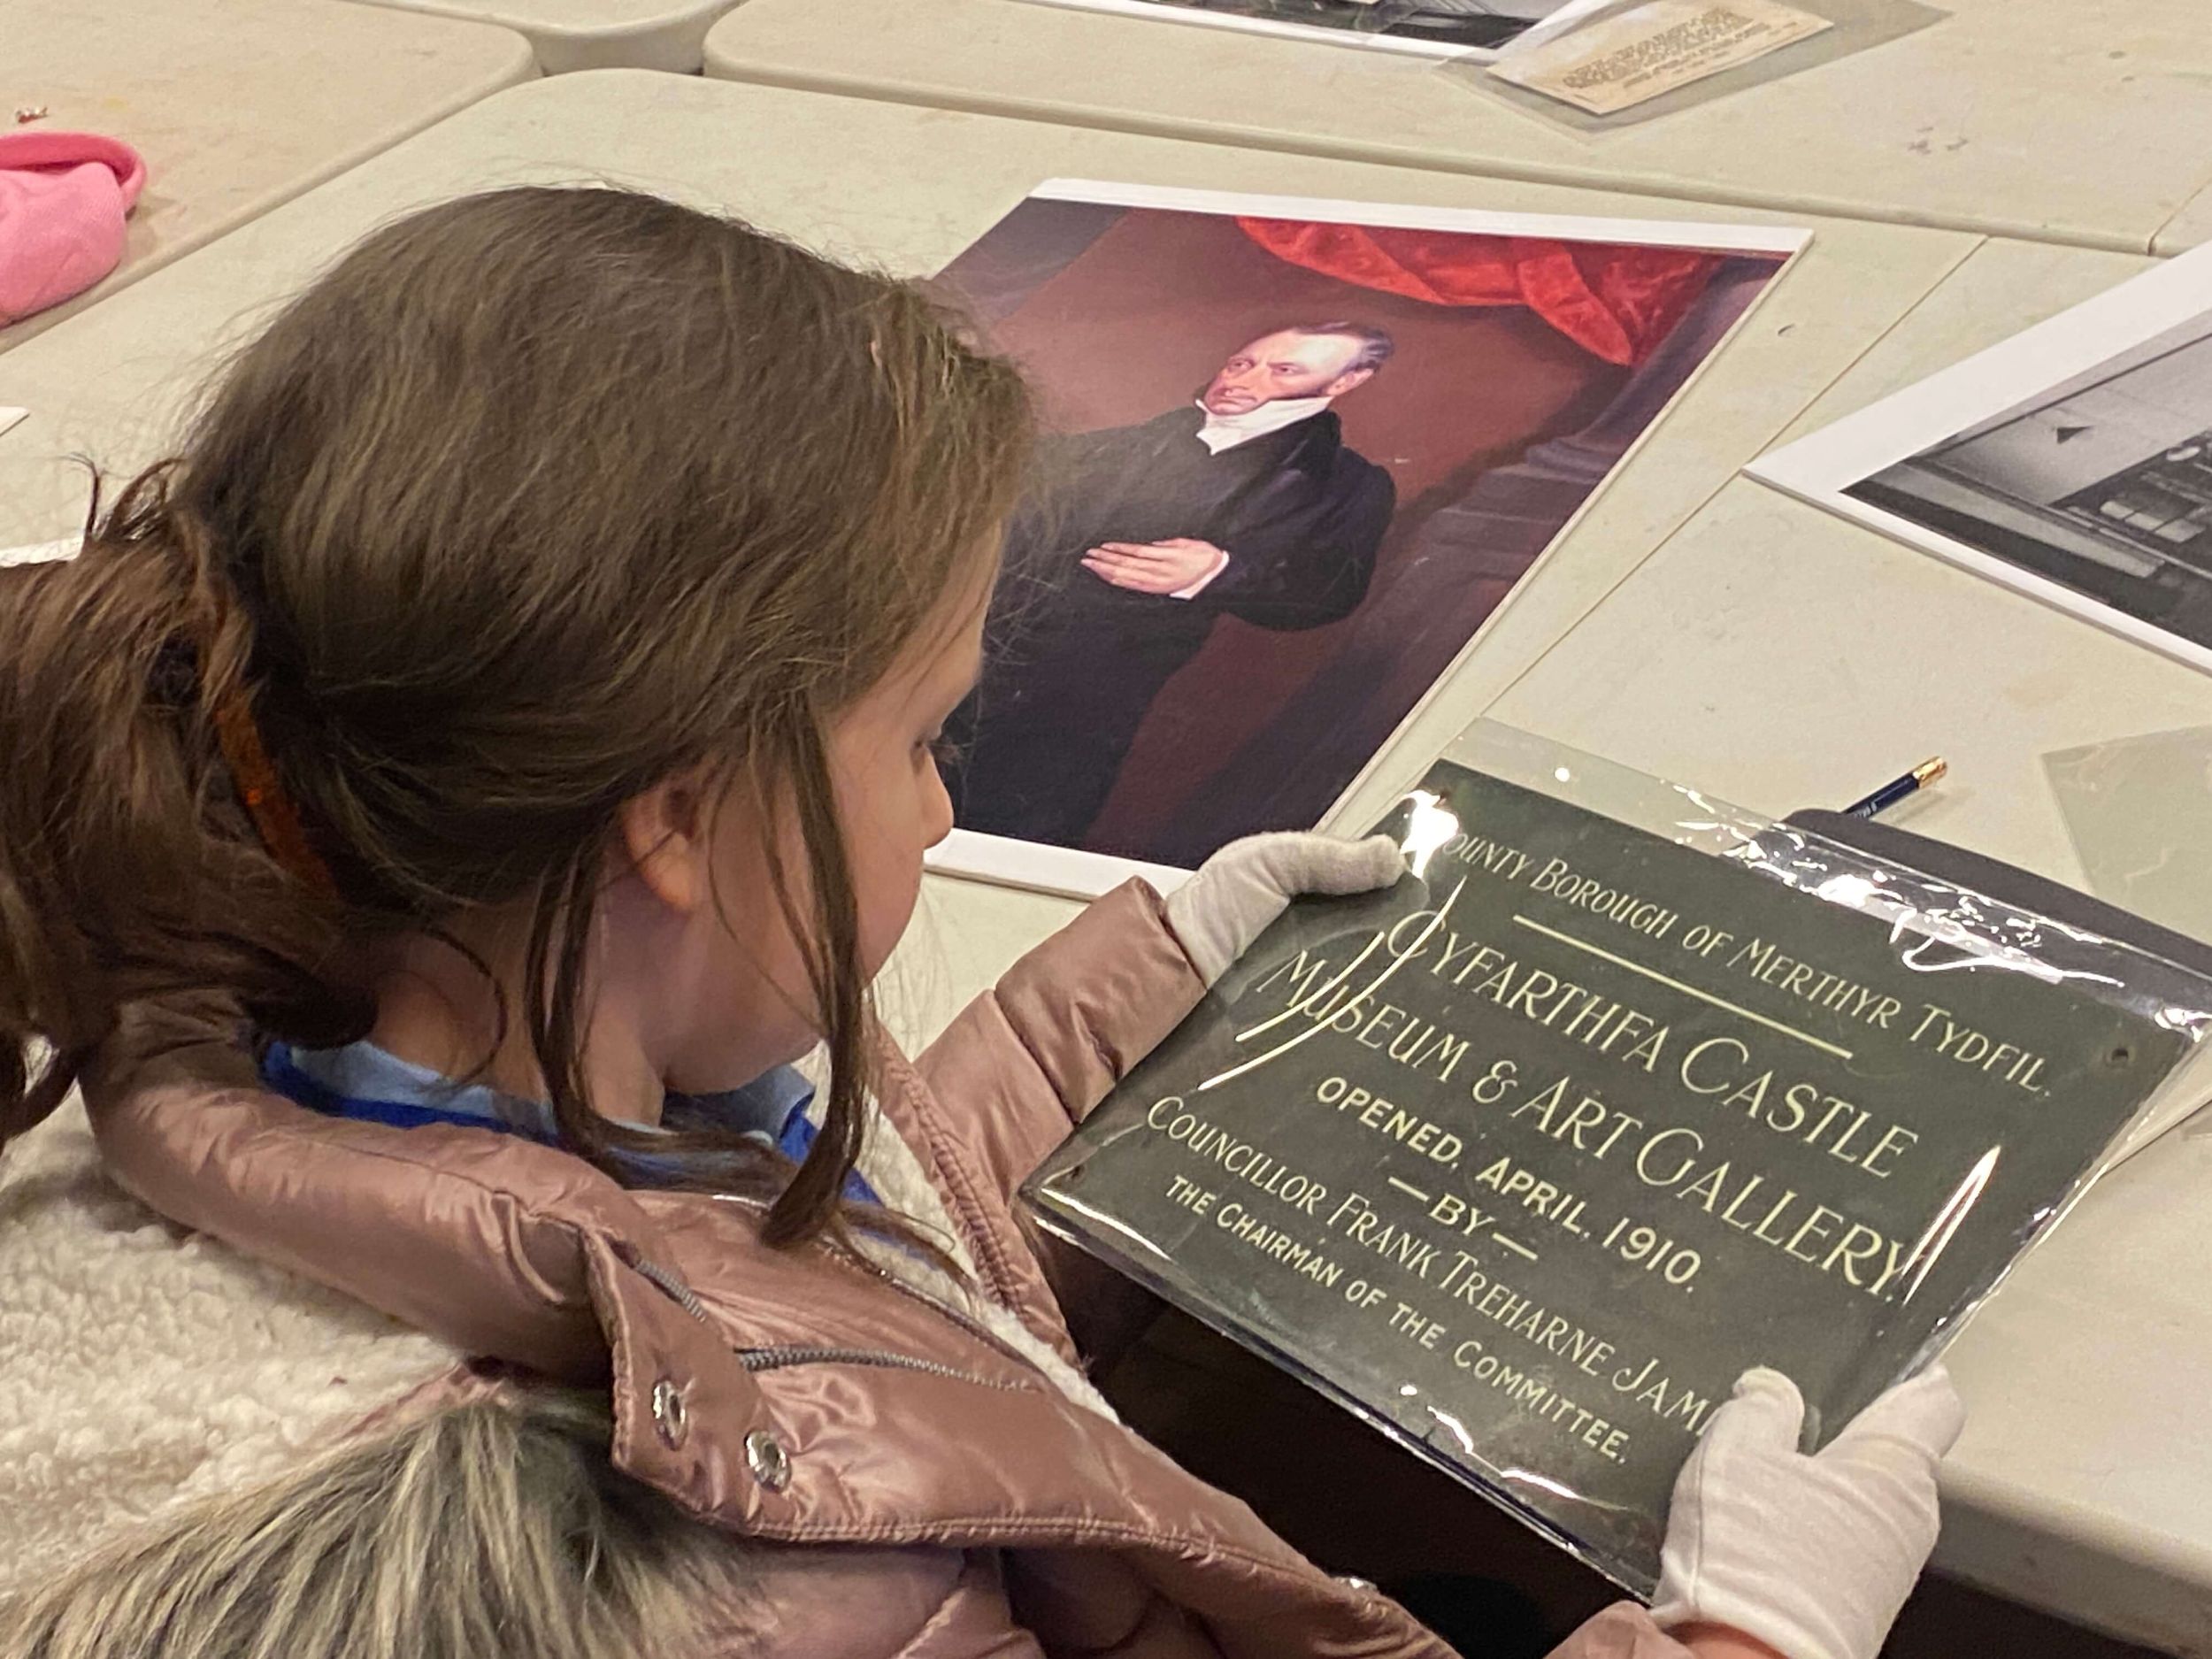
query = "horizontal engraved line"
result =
(1510, 914, 1854, 1063)
(1492, 1233, 1540, 1261)
(1386, 1176, 1432, 1203)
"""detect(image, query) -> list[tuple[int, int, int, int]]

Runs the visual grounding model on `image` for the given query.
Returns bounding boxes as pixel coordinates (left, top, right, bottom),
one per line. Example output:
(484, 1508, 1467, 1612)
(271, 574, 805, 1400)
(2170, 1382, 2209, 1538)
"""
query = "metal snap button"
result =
(1336, 1575, 1376, 1594)
(649, 1377, 688, 1449)
(744, 1428, 791, 1491)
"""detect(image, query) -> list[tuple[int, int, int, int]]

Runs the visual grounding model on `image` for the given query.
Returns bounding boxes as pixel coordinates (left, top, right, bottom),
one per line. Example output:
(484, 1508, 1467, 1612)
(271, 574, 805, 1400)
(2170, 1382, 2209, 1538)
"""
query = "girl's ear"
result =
(618, 771, 714, 915)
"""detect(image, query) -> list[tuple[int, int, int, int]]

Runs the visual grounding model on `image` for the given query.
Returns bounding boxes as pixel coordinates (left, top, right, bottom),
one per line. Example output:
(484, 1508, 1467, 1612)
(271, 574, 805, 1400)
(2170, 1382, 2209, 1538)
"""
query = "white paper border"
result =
(1, 536, 78, 567)
(1028, 177, 1810, 257)
(931, 827, 1195, 899)
(932, 180, 1810, 897)
(1747, 241, 2212, 680)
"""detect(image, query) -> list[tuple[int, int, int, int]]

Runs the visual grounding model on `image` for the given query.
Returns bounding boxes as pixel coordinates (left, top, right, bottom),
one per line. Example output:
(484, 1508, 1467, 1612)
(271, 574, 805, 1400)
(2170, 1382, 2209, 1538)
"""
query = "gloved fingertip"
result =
(1735, 1365, 1800, 1402)
(1705, 1366, 1806, 1450)
(1361, 833, 1409, 884)
(1289, 833, 1403, 896)
(1832, 1362, 1966, 1456)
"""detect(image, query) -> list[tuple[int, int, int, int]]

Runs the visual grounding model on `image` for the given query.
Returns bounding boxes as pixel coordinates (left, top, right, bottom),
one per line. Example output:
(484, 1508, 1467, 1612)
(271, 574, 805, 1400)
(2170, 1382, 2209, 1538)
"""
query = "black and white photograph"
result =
(1750, 241, 2212, 676)
(1019, 0, 1586, 61)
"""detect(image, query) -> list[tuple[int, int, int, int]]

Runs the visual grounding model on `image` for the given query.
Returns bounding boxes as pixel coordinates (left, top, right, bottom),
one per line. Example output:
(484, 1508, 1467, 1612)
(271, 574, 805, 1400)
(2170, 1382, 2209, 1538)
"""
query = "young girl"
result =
(0, 186, 1957, 1659)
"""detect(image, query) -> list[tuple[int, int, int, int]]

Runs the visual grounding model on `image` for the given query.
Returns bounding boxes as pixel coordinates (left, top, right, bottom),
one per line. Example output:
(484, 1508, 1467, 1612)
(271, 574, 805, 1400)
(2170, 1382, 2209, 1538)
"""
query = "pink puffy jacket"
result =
(22, 879, 1696, 1658)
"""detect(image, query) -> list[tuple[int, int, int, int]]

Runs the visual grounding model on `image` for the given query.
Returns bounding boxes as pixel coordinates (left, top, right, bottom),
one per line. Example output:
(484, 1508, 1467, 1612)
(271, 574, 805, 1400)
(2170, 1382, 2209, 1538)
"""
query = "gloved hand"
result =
(1652, 1365, 1963, 1659)
(1164, 831, 1405, 986)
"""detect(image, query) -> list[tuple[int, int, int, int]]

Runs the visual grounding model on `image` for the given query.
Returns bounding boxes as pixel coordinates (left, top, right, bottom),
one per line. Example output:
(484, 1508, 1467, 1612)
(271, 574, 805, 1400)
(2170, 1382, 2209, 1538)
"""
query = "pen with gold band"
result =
(1845, 757, 1947, 819)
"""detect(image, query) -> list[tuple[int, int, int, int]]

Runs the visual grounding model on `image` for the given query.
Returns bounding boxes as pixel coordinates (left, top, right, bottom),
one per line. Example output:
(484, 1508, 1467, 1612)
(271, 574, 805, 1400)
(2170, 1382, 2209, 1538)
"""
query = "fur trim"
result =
(0, 1390, 754, 1659)
(0, 1098, 461, 1594)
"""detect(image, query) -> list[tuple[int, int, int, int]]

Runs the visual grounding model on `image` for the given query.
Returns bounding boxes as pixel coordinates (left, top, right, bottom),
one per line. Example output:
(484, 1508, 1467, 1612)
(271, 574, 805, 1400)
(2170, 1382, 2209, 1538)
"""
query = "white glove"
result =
(1652, 1365, 1963, 1659)
(1164, 831, 1406, 986)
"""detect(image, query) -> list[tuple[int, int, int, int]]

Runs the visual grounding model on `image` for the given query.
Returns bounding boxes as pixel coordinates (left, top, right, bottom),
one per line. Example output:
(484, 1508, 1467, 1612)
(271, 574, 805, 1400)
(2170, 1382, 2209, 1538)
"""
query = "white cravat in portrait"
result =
(1192, 394, 1333, 456)
(1177, 395, 1337, 598)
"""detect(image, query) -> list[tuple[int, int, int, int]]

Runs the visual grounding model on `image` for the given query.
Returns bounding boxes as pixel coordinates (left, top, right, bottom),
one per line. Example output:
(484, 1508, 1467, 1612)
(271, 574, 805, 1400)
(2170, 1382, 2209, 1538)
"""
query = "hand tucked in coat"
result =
(1081, 537, 1230, 595)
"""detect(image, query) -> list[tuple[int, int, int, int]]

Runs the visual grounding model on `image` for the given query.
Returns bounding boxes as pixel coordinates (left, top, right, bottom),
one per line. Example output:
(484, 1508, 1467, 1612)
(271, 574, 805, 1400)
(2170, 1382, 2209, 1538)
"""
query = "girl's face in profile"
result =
(822, 591, 987, 987)
(365, 582, 994, 1123)
(644, 588, 987, 1097)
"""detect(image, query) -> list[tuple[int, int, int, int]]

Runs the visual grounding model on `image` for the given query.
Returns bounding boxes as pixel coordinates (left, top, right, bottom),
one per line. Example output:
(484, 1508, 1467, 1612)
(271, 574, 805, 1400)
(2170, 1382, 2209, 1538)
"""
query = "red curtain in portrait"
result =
(1236, 218, 1727, 366)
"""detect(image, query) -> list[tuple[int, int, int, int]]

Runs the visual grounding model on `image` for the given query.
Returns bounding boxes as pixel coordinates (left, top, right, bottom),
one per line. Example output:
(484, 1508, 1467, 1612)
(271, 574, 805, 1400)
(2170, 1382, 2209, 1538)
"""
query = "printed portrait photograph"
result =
(1844, 310, 2212, 657)
(1028, 0, 1574, 57)
(932, 183, 1794, 888)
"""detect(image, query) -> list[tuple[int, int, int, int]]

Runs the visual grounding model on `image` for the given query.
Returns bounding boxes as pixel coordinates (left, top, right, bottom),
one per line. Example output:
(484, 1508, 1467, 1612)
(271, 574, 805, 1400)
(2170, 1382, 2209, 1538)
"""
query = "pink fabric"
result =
(0, 131, 148, 326)
(72, 886, 1705, 1659)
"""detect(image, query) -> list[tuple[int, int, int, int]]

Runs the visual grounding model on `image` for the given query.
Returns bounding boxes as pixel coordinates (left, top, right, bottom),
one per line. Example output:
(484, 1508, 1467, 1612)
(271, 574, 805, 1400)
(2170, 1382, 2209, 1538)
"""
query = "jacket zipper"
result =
(613, 1228, 1043, 1394)
(834, 1236, 1048, 1371)
(707, 1190, 1055, 1380)
(617, 1243, 716, 1325)
(736, 1344, 1029, 1391)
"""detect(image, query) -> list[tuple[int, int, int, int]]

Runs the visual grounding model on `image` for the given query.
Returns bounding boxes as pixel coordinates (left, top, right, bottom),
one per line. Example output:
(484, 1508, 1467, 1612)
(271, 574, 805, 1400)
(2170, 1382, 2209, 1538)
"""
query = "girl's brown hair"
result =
(0, 185, 1031, 1246)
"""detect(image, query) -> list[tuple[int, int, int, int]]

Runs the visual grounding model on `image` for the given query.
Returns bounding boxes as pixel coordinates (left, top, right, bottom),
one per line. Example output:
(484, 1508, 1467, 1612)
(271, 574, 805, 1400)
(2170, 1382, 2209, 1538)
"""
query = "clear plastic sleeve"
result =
(1024, 723, 2212, 1594)
(2044, 725, 2212, 957)
(1438, 0, 1947, 132)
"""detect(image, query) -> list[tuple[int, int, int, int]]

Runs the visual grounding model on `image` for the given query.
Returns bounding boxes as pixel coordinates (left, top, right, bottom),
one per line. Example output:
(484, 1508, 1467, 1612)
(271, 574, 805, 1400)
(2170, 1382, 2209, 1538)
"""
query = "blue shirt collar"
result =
(259, 1038, 873, 1203)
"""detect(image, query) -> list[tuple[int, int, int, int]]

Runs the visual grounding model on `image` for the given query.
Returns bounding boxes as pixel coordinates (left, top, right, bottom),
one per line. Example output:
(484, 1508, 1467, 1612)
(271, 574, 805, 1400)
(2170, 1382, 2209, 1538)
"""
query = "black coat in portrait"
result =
(946, 404, 1395, 849)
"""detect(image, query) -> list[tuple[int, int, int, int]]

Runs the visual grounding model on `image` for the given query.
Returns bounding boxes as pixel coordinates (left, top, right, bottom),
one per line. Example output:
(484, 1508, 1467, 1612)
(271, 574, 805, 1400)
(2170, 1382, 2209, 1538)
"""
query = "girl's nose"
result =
(924, 760, 957, 849)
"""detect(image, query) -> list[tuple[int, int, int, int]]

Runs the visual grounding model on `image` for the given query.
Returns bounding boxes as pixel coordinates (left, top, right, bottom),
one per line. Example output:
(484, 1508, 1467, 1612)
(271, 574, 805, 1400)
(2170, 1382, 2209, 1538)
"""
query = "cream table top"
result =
(2157, 177, 2212, 256)
(706, 0, 2212, 255)
(4, 0, 534, 350)
(341, 0, 745, 73)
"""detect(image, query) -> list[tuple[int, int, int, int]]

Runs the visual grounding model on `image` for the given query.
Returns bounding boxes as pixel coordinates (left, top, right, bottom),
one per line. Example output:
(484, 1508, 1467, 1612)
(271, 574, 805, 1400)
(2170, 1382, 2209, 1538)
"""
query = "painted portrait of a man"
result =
(946, 323, 1395, 846)
(931, 188, 1790, 882)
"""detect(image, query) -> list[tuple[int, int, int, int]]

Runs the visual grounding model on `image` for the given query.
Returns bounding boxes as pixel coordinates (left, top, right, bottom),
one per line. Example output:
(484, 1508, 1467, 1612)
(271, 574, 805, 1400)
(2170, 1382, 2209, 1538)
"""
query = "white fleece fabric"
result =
(786, 1043, 1118, 1419)
(0, 1078, 1109, 1601)
(0, 1097, 461, 1594)
(833, 1085, 1120, 1423)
